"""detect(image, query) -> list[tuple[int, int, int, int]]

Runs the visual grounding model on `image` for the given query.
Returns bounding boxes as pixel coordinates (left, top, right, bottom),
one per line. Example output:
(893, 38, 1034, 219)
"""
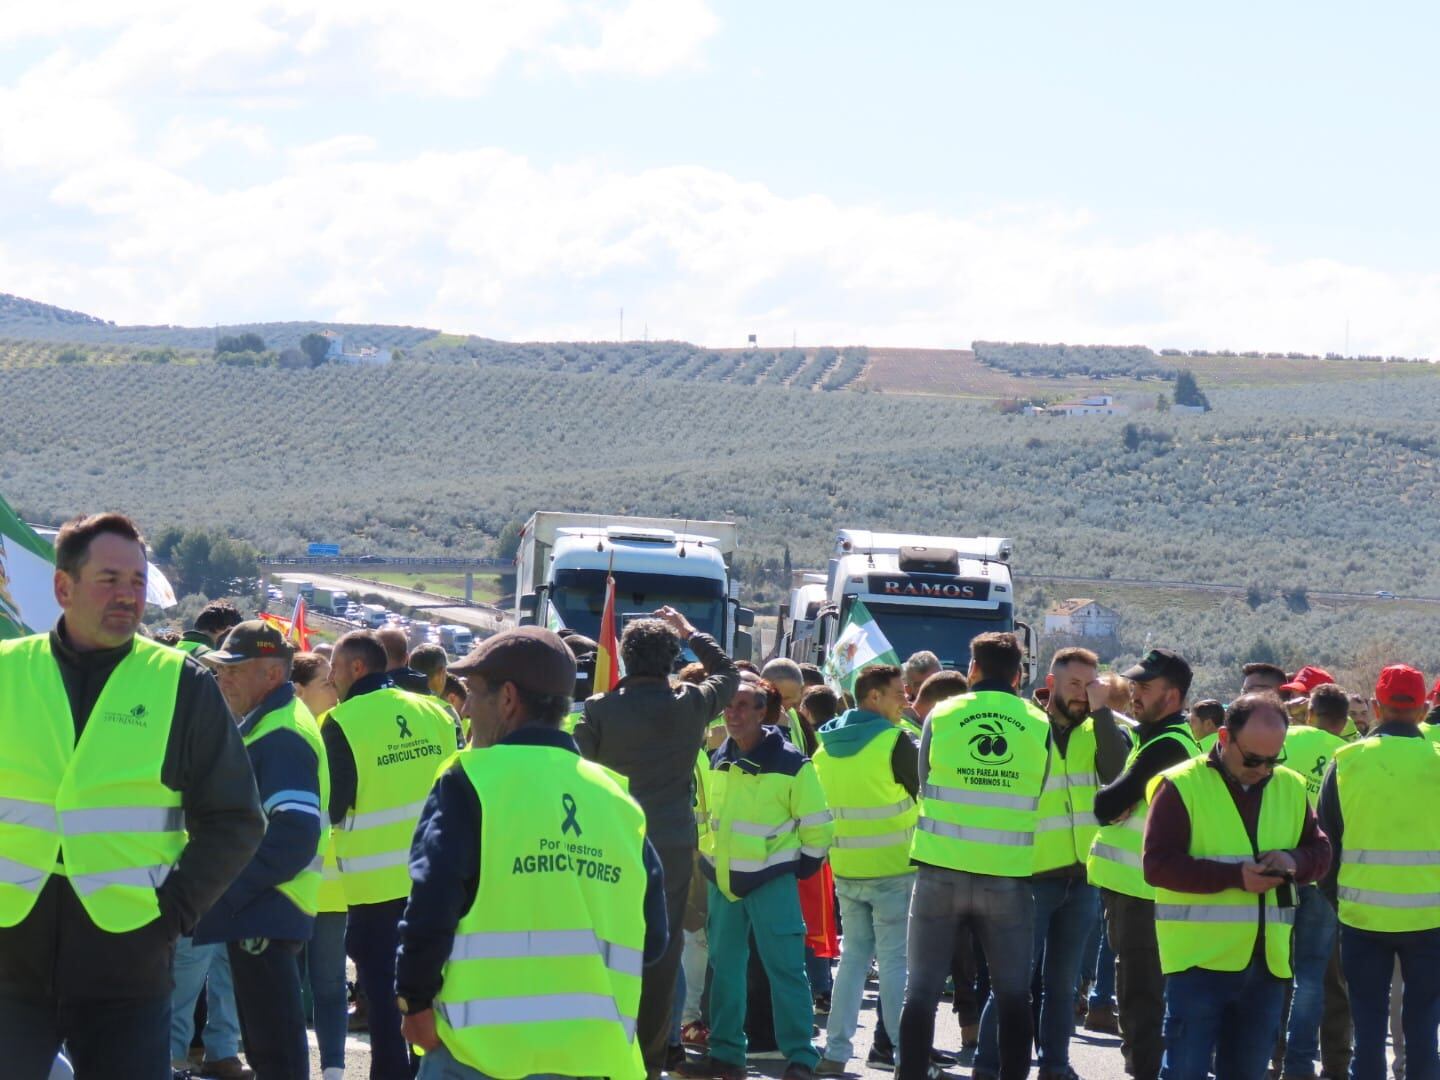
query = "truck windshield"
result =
(550, 569, 726, 651)
(861, 601, 1010, 671)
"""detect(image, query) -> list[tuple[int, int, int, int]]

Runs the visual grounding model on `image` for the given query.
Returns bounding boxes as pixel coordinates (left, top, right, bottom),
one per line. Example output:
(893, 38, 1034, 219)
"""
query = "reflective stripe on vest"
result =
(1151, 758, 1308, 978)
(331, 687, 457, 904)
(1034, 719, 1100, 873)
(243, 695, 329, 916)
(910, 691, 1050, 878)
(1086, 727, 1200, 899)
(812, 725, 918, 879)
(0, 634, 185, 933)
(1335, 736, 1440, 932)
(434, 745, 647, 1079)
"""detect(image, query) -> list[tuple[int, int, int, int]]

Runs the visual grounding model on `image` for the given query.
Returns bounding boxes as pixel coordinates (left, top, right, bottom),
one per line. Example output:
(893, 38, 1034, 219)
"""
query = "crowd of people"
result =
(1, 511, 1439, 1080)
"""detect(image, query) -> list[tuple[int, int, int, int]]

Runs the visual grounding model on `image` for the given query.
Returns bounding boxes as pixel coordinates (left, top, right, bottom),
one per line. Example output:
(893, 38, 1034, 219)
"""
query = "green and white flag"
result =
(0, 493, 60, 639)
(823, 597, 901, 695)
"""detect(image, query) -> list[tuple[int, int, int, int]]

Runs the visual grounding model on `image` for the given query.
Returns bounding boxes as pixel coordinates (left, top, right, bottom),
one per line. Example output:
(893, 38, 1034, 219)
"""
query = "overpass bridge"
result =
(259, 554, 512, 604)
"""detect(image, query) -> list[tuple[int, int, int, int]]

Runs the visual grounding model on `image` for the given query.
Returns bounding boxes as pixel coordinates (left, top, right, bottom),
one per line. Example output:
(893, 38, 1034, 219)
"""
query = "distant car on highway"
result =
(354, 554, 383, 563)
(1375, 590, 1397, 600)
(267, 586, 283, 601)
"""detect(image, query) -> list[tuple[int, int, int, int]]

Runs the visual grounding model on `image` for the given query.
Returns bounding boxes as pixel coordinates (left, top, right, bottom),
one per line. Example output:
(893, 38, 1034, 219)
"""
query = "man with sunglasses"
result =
(1142, 692, 1330, 1080)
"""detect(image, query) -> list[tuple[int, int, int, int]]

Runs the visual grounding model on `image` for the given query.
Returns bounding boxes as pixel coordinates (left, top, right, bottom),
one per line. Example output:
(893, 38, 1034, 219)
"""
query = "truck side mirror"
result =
(518, 593, 538, 626)
(735, 606, 755, 628)
(1016, 619, 1037, 687)
(732, 629, 754, 663)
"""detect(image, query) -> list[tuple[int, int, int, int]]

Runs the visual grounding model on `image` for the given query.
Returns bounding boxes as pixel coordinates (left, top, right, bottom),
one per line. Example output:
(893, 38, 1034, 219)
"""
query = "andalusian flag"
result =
(0, 494, 179, 639)
(823, 598, 900, 695)
(0, 494, 56, 639)
(592, 571, 621, 693)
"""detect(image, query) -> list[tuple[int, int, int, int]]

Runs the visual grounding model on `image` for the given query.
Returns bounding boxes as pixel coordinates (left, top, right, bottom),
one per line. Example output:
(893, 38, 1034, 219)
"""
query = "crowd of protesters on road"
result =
(3, 511, 1439, 1080)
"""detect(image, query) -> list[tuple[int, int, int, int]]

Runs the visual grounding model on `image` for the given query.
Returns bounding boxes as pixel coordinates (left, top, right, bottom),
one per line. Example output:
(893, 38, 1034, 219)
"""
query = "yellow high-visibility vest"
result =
(1334, 735, 1440, 932)
(434, 745, 648, 1079)
(911, 691, 1050, 878)
(1034, 717, 1099, 873)
(0, 634, 186, 932)
(243, 694, 330, 915)
(1150, 758, 1308, 977)
(813, 726, 917, 879)
(332, 687, 456, 904)
(1086, 726, 1200, 899)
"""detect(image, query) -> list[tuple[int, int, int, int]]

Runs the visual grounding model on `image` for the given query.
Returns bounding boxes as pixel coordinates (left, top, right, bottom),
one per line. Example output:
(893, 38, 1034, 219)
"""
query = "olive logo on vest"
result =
(561, 793, 582, 836)
(102, 703, 150, 728)
(968, 720, 1013, 764)
(395, 714, 413, 739)
(1310, 754, 1328, 778)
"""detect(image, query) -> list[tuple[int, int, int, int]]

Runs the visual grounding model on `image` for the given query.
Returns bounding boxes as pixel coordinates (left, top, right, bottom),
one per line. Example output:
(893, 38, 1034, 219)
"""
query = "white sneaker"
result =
(322, 1069, 345, 1080)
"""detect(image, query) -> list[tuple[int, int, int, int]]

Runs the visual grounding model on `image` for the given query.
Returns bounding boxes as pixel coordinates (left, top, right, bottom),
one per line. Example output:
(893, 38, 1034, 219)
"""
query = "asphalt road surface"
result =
(319, 989, 1136, 1078)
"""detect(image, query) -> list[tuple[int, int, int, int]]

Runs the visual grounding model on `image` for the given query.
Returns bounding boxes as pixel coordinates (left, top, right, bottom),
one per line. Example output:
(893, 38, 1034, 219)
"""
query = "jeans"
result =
(417, 1040, 593, 1079)
(1341, 924, 1440, 1080)
(1160, 956, 1287, 1080)
(301, 910, 349, 1071)
(228, 938, 310, 1080)
(1103, 888, 1166, 1080)
(639, 844, 693, 1076)
(897, 865, 1034, 1080)
(170, 936, 241, 1061)
(806, 948, 833, 998)
(0, 992, 172, 1080)
(680, 928, 707, 1025)
(976, 874, 1098, 1073)
(347, 898, 412, 1080)
(1283, 886, 1340, 1077)
(1086, 906, 1117, 1009)
(822, 874, 913, 1065)
(705, 877, 818, 1070)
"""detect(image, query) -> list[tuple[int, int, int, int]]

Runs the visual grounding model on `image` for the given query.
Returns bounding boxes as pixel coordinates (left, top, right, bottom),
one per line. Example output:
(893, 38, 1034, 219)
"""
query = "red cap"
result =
(1375, 665, 1427, 709)
(1430, 677, 1440, 704)
(1278, 665, 1336, 696)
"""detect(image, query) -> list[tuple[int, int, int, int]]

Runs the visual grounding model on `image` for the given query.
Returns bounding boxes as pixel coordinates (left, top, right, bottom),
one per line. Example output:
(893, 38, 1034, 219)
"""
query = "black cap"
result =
(449, 627, 577, 697)
(1120, 647, 1192, 688)
(204, 620, 295, 664)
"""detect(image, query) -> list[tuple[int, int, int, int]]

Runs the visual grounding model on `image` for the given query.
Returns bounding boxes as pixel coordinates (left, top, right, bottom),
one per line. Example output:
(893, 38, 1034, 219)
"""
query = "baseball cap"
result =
(449, 626, 577, 697)
(1430, 677, 1440, 705)
(1120, 648, 1192, 691)
(1279, 665, 1335, 697)
(204, 620, 295, 664)
(1375, 665, 1427, 709)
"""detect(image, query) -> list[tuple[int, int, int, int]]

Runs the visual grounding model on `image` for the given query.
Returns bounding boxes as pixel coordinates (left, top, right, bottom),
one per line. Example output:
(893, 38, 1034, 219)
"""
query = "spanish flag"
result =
(592, 571, 620, 693)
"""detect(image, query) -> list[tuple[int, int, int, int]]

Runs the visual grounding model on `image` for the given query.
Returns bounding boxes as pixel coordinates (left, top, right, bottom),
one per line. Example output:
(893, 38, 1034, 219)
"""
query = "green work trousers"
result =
(705, 876, 819, 1070)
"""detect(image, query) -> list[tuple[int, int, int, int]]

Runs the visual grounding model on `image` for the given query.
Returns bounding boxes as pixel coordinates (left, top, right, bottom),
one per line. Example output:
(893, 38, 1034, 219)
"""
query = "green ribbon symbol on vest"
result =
(561, 793, 582, 837)
(395, 714, 413, 739)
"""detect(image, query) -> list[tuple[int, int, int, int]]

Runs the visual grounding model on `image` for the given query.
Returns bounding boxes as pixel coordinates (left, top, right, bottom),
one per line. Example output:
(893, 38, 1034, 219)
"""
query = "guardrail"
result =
(262, 555, 512, 569)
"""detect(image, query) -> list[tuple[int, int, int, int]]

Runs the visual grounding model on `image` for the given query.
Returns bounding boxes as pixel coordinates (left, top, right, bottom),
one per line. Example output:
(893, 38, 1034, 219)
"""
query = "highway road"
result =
(269, 570, 511, 636)
(1014, 572, 1436, 606)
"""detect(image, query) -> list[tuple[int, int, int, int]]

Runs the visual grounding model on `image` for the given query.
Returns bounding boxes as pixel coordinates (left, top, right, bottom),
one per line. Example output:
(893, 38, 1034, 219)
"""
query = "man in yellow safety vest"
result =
(1087, 647, 1200, 1080)
(323, 628, 457, 1080)
(197, 620, 329, 1079)
(1318, 664, 1440, 1080)
(396, 627, 669, 1080)
(899, 631, 1051, 1080)
(1143, 692, 1330, 1078)
(0, 512, 263, 1079)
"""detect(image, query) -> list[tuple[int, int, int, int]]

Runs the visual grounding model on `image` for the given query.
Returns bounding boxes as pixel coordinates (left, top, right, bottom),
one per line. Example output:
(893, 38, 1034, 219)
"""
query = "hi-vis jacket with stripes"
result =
(701, 726, 833, 901)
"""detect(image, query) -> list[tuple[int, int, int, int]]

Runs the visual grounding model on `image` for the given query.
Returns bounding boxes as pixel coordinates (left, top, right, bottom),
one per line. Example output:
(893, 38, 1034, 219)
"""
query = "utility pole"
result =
(619, 307, 624, 342)
(1345, 318, 1350, 357)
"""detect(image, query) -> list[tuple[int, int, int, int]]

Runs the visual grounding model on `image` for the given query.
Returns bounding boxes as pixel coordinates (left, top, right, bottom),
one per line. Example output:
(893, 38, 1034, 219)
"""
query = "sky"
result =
(3, 1, 1439, 355)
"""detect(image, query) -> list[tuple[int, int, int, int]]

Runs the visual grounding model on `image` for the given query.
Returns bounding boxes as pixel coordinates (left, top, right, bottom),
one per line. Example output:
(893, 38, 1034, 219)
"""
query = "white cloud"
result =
(3, 1, 1438, 358)
(7, 141, 1439, 357)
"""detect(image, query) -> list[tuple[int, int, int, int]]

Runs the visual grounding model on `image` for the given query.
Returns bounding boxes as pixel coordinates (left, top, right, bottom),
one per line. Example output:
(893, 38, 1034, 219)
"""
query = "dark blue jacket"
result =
(194, 683, 323, 945)
(395, 725, 669, 1011)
